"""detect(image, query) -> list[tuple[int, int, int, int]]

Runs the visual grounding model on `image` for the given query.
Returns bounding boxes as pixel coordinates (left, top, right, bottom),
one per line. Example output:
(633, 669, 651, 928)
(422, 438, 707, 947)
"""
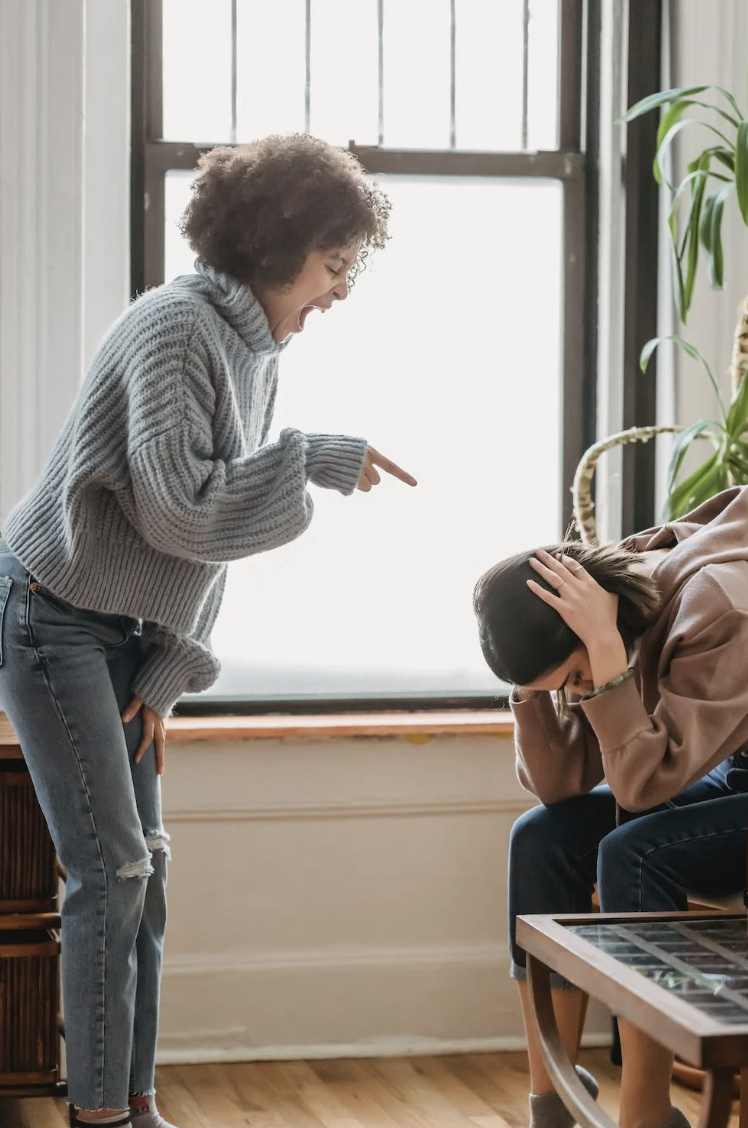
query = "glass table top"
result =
(568, 917, 748, 1025)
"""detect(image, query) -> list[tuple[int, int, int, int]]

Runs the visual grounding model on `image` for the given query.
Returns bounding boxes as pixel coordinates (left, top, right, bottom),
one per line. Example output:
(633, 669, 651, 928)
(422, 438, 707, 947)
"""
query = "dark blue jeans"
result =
(509, 759, 748, 987)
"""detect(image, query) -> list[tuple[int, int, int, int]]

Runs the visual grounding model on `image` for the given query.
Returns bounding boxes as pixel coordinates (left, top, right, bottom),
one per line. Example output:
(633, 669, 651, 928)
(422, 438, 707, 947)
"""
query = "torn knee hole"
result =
(116, 856, 154, 881)
(145, 829, 171, 860)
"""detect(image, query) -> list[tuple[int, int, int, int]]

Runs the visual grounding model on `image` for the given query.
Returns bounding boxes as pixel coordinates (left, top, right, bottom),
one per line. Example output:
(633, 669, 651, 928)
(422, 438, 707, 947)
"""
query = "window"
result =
(131, 0, 600, 707)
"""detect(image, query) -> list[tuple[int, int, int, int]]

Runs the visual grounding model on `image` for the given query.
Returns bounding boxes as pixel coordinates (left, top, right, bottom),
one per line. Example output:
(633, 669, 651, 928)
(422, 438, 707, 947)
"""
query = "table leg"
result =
(527, 953, 619, 1128)
(698, 1068, 734, 1128)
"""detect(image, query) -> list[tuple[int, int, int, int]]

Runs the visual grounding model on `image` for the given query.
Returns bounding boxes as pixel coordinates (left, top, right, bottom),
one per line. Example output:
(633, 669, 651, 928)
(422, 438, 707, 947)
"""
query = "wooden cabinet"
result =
(0, 719, 64, 1098)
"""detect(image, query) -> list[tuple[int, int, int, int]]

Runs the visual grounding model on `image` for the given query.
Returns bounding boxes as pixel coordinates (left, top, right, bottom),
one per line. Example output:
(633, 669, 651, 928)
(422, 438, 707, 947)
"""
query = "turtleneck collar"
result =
(191, 260, 290, 357)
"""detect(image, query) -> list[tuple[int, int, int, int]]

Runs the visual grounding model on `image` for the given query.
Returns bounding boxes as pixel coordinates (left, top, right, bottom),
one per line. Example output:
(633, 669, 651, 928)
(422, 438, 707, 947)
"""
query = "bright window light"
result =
(161, 1, 563, 700)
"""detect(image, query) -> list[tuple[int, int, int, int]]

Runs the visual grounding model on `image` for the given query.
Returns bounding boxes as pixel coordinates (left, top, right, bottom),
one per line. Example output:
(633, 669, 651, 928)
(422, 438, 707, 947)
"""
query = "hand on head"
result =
(527, 549, 619, 648)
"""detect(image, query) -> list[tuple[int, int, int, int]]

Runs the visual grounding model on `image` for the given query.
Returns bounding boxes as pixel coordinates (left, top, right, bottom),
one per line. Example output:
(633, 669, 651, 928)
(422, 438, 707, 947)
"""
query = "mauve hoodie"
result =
(511, 486, 748, 811)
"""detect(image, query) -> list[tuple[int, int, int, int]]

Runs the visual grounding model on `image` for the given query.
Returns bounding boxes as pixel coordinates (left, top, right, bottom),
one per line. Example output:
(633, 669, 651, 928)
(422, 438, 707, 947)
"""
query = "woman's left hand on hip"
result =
(122, 696, 166, 775)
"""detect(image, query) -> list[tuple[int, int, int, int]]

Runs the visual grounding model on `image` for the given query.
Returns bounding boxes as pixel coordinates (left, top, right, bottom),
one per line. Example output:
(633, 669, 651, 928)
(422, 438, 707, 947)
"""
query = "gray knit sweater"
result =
(3, 262, 368, 716)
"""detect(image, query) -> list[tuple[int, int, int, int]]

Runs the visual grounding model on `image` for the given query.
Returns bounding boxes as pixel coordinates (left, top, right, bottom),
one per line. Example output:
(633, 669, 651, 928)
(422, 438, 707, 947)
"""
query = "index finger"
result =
(368, 449, 418, 487)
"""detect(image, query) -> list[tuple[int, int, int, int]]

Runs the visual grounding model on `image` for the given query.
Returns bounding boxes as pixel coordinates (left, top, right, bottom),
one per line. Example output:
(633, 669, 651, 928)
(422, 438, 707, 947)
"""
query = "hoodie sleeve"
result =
(582, 572, 748, 810)
(511, 692, 605, 804)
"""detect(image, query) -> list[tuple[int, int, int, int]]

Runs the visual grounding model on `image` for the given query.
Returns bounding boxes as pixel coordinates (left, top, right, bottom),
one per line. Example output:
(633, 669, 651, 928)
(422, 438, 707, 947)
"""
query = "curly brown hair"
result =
(179, 134, 391, 289)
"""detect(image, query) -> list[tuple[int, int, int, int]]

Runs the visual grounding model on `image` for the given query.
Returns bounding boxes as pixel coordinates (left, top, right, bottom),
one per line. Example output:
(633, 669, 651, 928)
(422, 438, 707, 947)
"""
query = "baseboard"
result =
(162, 942, 506, 975)
(156, 1031, 613, 1065)
(156, 943, 612, 1066)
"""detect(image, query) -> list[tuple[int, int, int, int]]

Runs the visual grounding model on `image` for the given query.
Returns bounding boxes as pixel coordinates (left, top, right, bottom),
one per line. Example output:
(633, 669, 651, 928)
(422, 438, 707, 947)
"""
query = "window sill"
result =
(166, 710, 514, 743)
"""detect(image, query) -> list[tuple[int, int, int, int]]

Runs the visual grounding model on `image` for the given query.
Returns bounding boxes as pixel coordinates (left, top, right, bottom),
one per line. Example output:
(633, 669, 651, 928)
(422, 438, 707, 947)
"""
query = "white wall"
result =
(157, 732, 610, 1062)
(671, 1, 748, 428)
(0, 0, 129, 521)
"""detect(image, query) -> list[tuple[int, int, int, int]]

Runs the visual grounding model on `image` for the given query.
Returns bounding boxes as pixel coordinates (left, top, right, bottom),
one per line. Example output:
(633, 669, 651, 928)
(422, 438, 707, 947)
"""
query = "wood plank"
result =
(0, 713, 20, 746)
(365, 1058, 485, 1127)
(166, 711, 514, 743)
(1, 1051, 744, 1128)
(405, 1056, 504, 1120)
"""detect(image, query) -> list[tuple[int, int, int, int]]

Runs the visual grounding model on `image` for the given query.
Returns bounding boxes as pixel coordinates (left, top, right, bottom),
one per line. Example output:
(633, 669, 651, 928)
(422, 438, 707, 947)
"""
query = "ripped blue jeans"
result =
(0, 550, 168, 1110)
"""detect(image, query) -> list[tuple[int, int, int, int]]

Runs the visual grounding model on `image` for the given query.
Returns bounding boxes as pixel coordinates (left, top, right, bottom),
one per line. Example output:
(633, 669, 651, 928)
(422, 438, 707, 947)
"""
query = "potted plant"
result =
(574, 79, 748, 537)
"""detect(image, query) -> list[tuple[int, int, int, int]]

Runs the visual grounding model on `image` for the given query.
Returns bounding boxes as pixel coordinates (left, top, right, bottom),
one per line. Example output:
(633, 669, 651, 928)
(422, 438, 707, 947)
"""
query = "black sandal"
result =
(69, 1112, 131, 1128)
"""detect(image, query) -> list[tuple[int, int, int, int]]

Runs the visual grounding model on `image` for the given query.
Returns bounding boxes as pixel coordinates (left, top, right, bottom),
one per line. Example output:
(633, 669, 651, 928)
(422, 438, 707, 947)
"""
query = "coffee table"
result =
(517, 912, 748, 1128)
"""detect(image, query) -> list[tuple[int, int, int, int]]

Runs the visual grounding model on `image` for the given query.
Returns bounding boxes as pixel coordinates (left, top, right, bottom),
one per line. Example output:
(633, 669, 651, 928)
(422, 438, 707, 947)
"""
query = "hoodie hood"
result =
(622, 486, 748, 604)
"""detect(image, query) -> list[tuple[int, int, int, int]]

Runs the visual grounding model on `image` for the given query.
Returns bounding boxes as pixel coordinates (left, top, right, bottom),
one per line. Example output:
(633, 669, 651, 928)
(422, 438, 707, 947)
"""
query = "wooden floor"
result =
(0, 1049, 741, 1128)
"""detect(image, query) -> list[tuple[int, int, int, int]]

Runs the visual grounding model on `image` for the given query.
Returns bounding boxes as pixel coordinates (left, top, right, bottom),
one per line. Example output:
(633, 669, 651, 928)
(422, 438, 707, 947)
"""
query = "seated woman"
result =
(473, 486, 748, 1128)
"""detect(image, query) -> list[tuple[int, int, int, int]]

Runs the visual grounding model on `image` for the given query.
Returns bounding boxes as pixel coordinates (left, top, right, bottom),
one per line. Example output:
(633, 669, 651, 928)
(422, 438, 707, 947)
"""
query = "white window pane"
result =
(165, 172, 199, 281)
(454, 0, 523, 151)
(309, 0, 379, 147)
(162, 2, 561, 154)
(382, 0, 451, 149)
(236, 0, 307, 139)
(162, 0, 232, 142)
(528, 0, 560, 150)
(167, 175, 562, 698)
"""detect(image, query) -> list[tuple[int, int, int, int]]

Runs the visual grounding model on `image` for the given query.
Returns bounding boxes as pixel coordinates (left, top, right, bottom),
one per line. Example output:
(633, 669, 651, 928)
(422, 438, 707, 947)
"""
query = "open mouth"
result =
(297, 304, 328, 331)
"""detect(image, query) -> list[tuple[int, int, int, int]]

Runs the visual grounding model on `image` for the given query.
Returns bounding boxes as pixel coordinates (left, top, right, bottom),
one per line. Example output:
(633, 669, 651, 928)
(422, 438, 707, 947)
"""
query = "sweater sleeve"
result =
(121, 311, 368, 563)
(131, 570, 227, 718)
(581, 601, 748, 811)
(511, 692, 605, 805)
(127, 422, 367, 563)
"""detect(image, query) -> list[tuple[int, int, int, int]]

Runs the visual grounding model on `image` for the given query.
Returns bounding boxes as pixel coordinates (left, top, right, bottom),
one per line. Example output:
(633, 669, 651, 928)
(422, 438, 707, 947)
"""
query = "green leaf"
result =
(666, 452, 728, 519)
(666, 451, 717, 518)
(653, 121, 732, 187)
(654, 119, 692, 186)
(683, 155, 710, 316)
(621, 84, 744, 124)
(713, 148, 736, 173)
(666, 419, 716, 496)
(700, 192, 715, 255)
(641, 335, 727, 421)
(652, 103, 735, 184)
(727, 371, 748, 437)
(686, 98, 742, 129)
(620, 85, 715, 123)
(724, 450, 748, 482)
(656, 99, 693, 149)
(703, 183, 734, 289)
(735, 121, 748, 223)
(670, 244, 686, 320)
(668, 169, 711, 259)
(718, 86, 744, 119)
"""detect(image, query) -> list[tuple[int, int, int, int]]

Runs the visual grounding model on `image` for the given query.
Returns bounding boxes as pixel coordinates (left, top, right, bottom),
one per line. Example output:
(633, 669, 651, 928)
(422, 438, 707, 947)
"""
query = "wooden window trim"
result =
(166, 711, 515, 742)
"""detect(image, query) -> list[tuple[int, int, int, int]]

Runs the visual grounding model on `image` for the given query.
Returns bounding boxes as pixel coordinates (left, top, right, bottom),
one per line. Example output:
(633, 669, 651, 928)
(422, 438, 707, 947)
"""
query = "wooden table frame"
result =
(517, 911, 748, 1128)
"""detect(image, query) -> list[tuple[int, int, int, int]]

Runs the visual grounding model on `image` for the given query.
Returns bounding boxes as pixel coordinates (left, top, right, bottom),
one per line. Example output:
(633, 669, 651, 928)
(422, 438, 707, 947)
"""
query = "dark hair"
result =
(473, 541, 661, 687)
(179, 134, 391, 289)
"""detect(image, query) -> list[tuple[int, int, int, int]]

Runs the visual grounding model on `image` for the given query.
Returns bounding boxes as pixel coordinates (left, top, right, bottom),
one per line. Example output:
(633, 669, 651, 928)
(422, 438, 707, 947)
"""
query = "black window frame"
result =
(130, 0, 660, 716)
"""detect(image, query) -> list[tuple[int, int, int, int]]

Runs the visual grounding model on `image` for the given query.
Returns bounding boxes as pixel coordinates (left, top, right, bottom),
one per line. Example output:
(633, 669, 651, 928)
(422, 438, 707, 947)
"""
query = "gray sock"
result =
(529, 1065, 599, 1128)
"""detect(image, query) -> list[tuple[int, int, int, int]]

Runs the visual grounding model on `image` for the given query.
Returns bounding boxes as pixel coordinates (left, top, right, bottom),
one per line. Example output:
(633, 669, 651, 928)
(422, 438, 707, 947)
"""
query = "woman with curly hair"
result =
(0, 134, 415, 1128)
(474, 487, 748, 1128)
